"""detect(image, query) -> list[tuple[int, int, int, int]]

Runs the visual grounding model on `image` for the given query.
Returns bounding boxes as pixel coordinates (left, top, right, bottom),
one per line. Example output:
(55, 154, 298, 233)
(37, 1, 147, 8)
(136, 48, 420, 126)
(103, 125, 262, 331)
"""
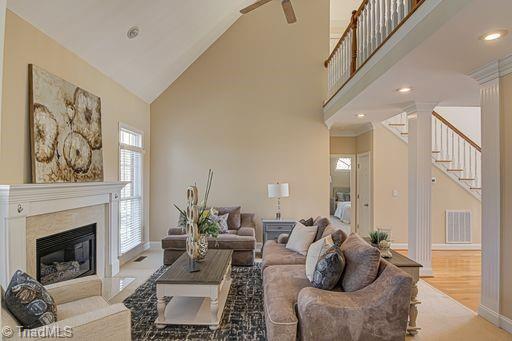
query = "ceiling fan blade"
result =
(240, 0, 274, 14)
(281, 0, 297, 24)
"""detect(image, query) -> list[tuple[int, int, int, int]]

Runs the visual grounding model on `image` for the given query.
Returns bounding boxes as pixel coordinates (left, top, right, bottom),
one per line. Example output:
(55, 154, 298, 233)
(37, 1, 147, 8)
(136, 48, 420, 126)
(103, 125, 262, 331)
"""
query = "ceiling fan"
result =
(240, 0, 297, 24)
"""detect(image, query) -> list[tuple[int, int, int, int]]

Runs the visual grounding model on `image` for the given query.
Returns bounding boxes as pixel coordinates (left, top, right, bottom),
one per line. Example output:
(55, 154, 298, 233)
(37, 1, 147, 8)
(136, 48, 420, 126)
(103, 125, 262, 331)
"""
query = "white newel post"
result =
(406, 102, 436, 277)
(470, 59, 507, 326)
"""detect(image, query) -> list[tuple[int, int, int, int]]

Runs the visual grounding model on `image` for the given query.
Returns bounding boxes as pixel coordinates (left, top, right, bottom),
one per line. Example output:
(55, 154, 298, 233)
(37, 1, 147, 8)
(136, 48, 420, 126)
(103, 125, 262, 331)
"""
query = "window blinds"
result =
(119, 128, 143, 255)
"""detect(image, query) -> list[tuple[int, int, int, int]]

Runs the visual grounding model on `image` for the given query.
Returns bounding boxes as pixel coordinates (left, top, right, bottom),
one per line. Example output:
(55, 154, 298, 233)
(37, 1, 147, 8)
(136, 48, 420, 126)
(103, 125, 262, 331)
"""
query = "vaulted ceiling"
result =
(7, 0, 254, 103)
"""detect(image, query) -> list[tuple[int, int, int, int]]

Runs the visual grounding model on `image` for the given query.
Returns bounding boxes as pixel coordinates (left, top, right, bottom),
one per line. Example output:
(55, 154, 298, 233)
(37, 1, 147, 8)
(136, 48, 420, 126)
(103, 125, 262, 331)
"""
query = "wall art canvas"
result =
(29, 65, 104, 183)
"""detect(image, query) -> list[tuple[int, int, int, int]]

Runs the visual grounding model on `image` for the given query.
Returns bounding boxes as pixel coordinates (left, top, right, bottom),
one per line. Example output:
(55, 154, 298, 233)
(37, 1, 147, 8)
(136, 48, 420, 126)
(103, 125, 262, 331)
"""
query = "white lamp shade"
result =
(268, 183, 289, 198)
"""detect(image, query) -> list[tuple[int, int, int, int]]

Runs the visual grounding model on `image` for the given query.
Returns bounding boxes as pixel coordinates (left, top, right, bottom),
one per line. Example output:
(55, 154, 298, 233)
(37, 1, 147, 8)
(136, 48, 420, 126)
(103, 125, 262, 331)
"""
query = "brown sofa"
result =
(162, 208, 256, 266)
(262, 230, 413, 341)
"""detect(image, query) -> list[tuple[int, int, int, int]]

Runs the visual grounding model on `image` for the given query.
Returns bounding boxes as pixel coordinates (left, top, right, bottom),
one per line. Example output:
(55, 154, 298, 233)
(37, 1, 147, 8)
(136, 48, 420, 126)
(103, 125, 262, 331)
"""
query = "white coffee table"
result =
(155, 250, 233, 330)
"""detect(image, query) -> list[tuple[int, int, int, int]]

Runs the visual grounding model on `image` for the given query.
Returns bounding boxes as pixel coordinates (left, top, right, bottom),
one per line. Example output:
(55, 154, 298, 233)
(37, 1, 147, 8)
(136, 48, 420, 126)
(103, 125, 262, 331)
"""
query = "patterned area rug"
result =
(123, 264, 266, 340)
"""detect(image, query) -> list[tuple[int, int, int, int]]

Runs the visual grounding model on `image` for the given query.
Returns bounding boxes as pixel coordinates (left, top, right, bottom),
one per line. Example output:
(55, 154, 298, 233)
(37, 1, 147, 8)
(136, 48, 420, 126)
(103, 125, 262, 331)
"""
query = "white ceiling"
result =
(7, 0, 254, 103)
(325, 0, 512, 128)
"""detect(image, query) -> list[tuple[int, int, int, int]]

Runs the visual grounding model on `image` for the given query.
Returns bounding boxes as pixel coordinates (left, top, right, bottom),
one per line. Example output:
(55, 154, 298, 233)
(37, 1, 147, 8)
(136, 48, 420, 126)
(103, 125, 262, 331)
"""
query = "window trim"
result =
(118, 122, 145, 256)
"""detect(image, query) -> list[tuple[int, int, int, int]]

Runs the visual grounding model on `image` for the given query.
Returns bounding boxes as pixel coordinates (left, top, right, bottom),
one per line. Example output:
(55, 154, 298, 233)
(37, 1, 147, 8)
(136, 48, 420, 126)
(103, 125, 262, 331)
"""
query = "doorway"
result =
(356, 152, 372, 236)
(330, 154, 355, 235)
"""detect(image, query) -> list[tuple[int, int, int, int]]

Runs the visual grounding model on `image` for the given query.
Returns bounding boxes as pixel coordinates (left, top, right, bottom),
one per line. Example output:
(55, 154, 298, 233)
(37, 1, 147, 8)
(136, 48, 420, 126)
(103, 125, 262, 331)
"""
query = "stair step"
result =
(447, 169, 464, 172)
(459, 178, 476, 181)
(400, 132, 408, 135)
(389, 123, 406, 127)
(435, 160, 452, 163)
(432, 151, 441, 154)
(470, 187, 482, 190)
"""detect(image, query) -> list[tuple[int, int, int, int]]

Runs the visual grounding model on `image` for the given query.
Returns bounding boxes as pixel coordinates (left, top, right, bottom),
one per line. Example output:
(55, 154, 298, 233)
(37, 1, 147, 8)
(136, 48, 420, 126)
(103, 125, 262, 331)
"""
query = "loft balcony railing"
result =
(324, 0, 425, 105)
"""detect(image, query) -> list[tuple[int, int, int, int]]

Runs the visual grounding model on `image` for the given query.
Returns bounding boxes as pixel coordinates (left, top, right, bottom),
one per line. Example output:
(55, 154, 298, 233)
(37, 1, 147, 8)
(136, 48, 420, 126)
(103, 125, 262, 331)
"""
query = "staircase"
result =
(383, 111, 481, 201)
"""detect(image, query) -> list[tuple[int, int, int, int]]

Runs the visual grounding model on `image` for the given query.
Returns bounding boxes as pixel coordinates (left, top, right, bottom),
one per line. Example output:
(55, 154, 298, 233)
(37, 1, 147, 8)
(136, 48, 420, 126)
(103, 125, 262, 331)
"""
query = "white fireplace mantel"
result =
(0, 181, 127, 288)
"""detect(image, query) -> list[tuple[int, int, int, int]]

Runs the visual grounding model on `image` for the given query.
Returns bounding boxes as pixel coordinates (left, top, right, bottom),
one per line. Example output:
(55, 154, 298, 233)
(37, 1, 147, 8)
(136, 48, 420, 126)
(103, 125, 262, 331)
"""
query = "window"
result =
(119, 126, 144, 255)
(336, 157, 351, 171)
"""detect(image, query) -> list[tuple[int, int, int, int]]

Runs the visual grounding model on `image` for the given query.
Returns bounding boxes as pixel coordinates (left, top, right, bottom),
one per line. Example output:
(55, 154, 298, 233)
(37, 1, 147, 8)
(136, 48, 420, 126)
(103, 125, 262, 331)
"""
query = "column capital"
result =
(403, 102, 437, 116)
(469, 53, 512, 85)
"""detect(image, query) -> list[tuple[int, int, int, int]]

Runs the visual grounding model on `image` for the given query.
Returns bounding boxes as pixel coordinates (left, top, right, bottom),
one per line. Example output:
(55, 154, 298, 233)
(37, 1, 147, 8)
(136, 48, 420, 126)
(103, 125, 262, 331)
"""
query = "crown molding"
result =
(469, 53, 512, 84)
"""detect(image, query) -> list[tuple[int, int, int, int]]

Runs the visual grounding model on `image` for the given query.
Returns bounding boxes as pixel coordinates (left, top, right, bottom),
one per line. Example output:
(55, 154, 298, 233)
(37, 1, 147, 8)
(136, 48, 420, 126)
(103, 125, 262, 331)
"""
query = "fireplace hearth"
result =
(36, 224, 96, 285)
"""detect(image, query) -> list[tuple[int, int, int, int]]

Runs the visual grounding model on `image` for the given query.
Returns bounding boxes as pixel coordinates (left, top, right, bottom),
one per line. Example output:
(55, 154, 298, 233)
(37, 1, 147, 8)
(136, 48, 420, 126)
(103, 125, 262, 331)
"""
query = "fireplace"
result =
(36, 224, 97, 285)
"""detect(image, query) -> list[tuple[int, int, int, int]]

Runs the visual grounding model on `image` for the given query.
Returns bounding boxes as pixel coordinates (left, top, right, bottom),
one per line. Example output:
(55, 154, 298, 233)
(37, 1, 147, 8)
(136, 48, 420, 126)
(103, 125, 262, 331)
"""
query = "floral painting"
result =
(29, 65, 104, 183)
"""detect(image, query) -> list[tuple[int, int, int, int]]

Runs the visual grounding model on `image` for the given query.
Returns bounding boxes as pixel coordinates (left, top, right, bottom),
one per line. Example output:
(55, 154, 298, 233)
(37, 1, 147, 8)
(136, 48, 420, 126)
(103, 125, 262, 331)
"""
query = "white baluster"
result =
(375, 0, 382, 45)
(386, 0, 392, 36)
(392, 0, 398, 29)
(397, 0, 404, 21)
(368, 1, 373, 53)
(457, 136, 462, 170)
(366, 6, 371, 57)
(404, 0, 410, 16)
(357, 18, 362, 66)
(463, 141, 467, 177)
(451, 130, 455, 165)
(445, 123, 449, 160)
(434, 117, 438, 151)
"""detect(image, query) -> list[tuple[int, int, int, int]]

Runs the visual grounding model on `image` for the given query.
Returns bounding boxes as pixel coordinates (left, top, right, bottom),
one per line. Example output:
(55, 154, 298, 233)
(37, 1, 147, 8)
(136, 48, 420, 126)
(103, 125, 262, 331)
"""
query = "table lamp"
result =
(267, 183, 289, 220)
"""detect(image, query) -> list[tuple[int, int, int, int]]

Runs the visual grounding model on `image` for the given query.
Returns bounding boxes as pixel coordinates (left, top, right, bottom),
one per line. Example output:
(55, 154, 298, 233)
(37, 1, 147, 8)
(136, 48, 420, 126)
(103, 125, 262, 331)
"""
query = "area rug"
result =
(123, 264, 266, 340)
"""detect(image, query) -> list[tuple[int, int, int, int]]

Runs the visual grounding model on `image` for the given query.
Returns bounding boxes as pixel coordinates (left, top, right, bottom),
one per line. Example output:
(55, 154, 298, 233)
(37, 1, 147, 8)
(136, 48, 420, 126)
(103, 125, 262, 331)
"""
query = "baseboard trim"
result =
(478, 304, 500, 325)
(500, 314, 512, 334)
(392, 243, 481, 250)
(145, 241, 161, 250)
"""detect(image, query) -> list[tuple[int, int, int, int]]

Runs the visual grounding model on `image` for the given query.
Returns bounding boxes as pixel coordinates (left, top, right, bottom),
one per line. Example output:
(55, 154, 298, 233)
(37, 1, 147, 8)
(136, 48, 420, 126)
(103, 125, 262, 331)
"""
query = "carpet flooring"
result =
(123, 264, 266, 341)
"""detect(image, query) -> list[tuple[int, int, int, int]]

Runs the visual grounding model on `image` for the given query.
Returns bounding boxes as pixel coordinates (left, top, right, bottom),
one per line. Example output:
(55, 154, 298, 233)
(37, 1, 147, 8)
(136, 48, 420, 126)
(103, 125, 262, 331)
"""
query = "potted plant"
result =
(174, 170, 220, 261)
(369, 229, 392, 258)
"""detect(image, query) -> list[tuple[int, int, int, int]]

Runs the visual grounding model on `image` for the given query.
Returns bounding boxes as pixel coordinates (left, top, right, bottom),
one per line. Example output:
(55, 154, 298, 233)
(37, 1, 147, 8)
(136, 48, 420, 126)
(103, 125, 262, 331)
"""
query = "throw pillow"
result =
(211, 213, 229, 233)
(313, 216, 331, 241)
(299, 217, 314, 226)
(340, 233, 381, 292)
(4, 270, 57, 329)
(215, 206, 241, 230)
(311, 246, 346, 290)
(285, 222, 317, 256)
(321, 226, 348, 246)
(305, 234, 335, 281)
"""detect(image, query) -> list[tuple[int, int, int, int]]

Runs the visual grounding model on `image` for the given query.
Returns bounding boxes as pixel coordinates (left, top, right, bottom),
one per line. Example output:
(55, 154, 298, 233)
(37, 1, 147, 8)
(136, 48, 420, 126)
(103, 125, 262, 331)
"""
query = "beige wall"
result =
(1, 11, 151, 242)
(150, 0, 330, 242)
(356, 130, 373, 153)
(330, 136, 356, 154)
(372, 124, 481, 244)
(500, 73, 512, 320)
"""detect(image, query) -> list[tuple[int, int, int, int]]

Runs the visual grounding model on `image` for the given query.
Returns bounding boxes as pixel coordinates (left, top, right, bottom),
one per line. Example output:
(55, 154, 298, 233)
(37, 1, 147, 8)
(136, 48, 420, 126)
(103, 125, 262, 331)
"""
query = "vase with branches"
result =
(174, 170, 220, 260)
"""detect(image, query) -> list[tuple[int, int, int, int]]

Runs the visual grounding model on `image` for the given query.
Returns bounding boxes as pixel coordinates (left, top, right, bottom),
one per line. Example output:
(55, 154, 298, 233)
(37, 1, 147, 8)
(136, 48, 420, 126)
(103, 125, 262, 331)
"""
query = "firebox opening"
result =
(36, 223, 96, 285)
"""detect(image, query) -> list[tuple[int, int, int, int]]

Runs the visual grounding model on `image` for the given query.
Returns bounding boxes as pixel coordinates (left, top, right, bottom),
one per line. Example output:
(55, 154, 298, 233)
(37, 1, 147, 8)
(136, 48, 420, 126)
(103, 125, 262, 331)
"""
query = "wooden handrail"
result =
(324, 0, 426, 106)
(432, 111, 481, 152)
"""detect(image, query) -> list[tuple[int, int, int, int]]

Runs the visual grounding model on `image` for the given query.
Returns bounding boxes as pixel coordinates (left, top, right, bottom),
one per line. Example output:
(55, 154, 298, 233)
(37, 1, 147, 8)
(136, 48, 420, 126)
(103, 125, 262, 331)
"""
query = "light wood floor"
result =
(397, 250, 481, 312)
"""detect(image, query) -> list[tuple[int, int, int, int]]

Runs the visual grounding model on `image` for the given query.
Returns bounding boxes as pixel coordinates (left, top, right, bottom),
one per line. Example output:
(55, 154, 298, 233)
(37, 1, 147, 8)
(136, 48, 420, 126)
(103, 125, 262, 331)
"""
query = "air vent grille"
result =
(446, 210, 472, 244)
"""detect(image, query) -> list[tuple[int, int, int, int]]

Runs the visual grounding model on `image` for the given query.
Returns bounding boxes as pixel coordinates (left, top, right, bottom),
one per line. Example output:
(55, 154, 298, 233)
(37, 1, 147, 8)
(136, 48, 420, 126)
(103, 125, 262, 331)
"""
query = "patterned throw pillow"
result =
(211, 213, 229, 233)
(311, 247, 346, 290)
(299, 217, 314, 226)
(4, 270, 57, 329)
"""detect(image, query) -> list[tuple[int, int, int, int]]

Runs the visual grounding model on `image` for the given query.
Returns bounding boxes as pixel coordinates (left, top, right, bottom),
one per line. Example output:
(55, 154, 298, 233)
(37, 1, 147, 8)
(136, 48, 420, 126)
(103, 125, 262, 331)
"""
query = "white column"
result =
(406, 102, 436, 276)
(470, 61, 503, 325)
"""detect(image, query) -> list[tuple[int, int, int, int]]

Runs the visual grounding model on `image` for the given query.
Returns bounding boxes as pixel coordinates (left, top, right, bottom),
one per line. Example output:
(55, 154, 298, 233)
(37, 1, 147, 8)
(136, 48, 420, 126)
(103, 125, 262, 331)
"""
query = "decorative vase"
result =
(185, 186, 201, 272)
(197, 235, 209, 261)
(378, 240, 393, 258)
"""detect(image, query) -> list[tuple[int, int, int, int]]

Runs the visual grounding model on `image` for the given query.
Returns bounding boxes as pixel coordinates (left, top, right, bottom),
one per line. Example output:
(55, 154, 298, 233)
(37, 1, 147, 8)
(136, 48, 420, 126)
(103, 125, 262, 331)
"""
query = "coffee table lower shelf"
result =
(155, 274, 232, 330)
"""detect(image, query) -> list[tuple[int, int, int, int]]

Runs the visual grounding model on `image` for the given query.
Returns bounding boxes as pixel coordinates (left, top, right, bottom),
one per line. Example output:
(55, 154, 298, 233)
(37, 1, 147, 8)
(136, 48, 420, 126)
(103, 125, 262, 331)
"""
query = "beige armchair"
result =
(1, 276, 131, 341)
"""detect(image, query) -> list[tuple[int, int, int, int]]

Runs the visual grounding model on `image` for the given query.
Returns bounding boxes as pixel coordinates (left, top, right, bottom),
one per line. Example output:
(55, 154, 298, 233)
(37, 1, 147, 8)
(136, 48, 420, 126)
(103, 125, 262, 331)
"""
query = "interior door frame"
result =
(356, 152, 373, 235)
(329, 154, 357, 233)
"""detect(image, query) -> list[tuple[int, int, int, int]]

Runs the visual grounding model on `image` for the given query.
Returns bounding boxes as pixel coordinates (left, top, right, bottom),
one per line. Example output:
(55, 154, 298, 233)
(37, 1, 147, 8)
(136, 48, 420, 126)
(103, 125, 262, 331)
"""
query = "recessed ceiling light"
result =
(480, 30, 508, 41)
(356, 113, 366, 118)
(127, 26, 140, 39)
(397, 87, 412, 93)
